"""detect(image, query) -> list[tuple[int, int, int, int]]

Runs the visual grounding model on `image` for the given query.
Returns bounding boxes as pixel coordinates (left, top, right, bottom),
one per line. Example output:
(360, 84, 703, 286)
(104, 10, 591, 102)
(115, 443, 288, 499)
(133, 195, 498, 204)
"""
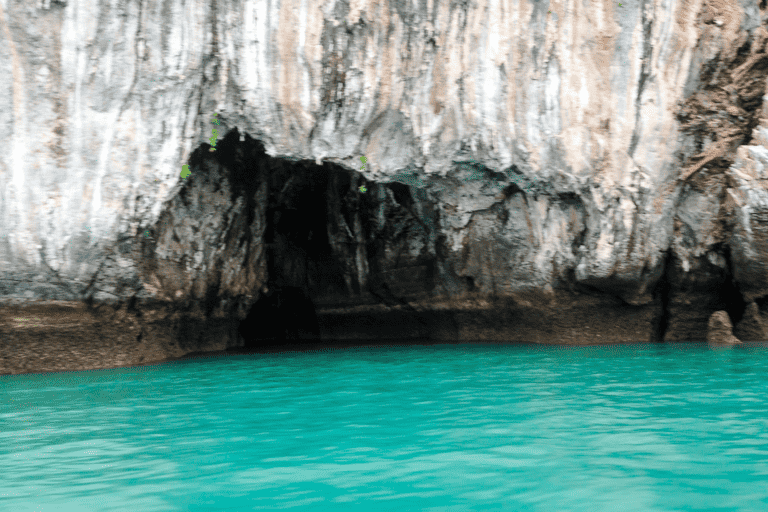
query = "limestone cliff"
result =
(1, 0, 768, 374)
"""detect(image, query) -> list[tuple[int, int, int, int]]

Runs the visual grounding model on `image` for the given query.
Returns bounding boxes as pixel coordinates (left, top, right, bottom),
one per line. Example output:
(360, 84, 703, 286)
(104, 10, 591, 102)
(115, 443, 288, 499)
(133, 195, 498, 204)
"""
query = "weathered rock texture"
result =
(706, 310, 742, 344)
(734, 301, 768, 340)
(2, 0, 768, 374)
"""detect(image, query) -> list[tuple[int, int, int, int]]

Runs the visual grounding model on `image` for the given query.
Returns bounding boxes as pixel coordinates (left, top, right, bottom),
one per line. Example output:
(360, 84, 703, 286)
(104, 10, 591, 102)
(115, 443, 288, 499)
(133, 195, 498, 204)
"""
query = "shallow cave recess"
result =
(144, 126, 767, 351)
(173, 128, 440, 349)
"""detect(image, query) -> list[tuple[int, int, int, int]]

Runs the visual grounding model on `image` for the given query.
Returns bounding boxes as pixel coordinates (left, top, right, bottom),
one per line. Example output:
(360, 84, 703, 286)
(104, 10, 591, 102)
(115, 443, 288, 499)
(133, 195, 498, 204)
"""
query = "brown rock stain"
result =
(702, 0, 745, 58)
(304, 0, 324, 113)
(376, 3, 395, 113)
(430, 45, 447, 116)
(276, 0, 309, 135)
(460, 6, 477, 129)
(675, 2, 767, 190)
(504, 0, 521, 139)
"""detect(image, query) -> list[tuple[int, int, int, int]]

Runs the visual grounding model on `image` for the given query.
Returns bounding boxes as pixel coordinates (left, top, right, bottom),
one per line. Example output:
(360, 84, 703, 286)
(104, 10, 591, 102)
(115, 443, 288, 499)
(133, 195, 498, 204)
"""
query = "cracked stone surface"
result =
(2, 0, 768, 374)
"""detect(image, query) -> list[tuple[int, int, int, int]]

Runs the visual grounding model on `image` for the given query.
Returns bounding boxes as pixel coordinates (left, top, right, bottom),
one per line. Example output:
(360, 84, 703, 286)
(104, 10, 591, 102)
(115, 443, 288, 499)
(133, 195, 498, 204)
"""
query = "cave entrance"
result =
(222, 135, 367, 347)
(239, 283, 321, 346)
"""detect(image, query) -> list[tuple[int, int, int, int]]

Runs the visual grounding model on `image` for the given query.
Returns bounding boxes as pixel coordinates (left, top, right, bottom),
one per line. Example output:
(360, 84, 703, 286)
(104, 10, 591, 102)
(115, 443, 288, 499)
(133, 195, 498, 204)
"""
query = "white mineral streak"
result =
(0, 0, 765, 303)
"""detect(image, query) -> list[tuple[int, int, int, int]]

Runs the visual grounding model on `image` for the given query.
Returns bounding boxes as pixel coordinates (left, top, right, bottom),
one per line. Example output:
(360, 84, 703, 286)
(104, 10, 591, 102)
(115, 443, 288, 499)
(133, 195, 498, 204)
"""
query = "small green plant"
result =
(209, 113, 220, 151)
(359, 156, 368, 192)
(180, 164, 191, 180)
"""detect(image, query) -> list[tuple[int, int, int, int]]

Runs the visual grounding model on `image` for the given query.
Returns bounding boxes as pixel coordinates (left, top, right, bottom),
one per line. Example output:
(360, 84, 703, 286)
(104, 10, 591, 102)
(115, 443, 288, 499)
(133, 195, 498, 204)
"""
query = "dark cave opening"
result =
(214, 132, 374, 347)
(238, 283, 321, 346)
(650, 249, 672, 343)
(720, 245, 748, 327)
(182, 130, 443, 346)
(387, 181, 413, 210)
(214, 130, 353, 300)
(652, 244, 748, 342)
(261, 162, 352, 299)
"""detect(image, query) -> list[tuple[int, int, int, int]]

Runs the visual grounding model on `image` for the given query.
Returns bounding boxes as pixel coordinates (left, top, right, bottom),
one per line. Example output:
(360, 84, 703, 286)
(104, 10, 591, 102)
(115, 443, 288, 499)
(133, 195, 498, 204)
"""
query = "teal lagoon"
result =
(3, 341, 768, 511)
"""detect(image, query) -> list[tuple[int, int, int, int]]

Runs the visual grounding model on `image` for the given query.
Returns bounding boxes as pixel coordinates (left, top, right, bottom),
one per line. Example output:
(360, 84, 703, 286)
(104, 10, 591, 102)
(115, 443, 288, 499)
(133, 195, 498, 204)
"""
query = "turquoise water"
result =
(3, 342, 768, 511)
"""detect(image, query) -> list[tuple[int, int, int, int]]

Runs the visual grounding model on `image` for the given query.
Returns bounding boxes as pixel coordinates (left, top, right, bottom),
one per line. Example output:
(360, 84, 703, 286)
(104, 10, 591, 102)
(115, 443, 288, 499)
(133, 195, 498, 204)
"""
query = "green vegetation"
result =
(209, 129, 219, 150)
(209, 113, 220, 151)
(180, 165, 191, 180)
(359, 156, 368, 192)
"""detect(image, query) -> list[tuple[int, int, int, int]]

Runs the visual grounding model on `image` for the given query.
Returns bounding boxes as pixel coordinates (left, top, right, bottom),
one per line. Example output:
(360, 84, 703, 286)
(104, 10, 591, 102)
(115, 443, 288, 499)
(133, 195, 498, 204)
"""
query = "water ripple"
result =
(1, 342, 768, 510)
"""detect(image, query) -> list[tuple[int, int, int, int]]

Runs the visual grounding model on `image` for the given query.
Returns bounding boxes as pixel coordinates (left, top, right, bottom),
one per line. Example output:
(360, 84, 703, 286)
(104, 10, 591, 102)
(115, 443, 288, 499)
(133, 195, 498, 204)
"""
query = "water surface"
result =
(3, 342, 768, 511)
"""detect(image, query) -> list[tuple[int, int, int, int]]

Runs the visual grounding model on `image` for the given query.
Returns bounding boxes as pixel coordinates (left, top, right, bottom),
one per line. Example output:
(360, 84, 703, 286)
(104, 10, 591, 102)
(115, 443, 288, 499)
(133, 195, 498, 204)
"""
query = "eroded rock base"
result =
(0, 301, 241, 375)
(4, 286, 766, 375)
(318, 290, 657, 344)
(0, 290, 655, 375)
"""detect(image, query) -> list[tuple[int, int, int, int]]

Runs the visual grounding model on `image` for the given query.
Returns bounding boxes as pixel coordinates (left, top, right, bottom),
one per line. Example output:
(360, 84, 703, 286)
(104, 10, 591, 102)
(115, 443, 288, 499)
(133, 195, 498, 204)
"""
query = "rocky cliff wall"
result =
(1, 0, 768, 374)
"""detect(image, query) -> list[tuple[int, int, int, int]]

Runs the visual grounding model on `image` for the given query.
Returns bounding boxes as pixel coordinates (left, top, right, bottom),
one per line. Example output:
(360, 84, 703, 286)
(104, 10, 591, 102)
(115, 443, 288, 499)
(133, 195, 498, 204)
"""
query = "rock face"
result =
(2, 0, 768, 373)
(707, 311, 742, 345)
(734, 301, 767, 341)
